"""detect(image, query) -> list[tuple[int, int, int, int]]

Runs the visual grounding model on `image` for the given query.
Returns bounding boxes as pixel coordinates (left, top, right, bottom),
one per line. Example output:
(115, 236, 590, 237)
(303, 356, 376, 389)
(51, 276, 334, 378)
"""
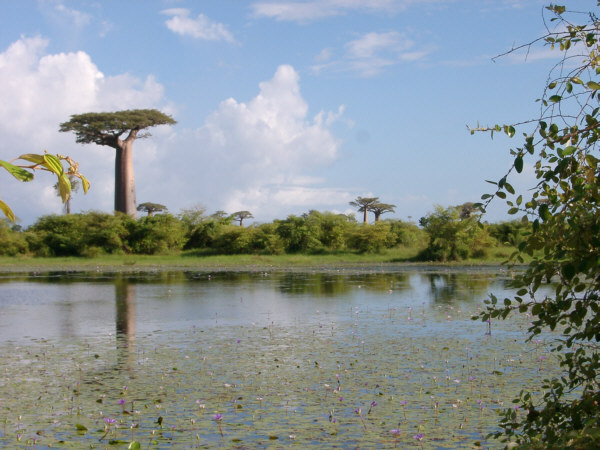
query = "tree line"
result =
(0, 204, 527, 259)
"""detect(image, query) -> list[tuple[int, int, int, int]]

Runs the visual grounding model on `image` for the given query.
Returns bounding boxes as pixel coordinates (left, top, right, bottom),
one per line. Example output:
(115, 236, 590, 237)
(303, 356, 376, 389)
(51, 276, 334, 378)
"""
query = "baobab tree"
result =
(137, 202, 167, 217)
(232, 210, 253, 227)
(59, 109, 176, 218)
(349, 196, 379, 223)
(370, 202, 396, 222)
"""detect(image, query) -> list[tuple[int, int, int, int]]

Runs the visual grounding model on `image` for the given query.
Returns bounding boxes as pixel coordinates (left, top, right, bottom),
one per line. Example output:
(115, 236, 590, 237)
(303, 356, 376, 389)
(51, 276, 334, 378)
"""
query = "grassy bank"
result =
(0, 245, 518, 273)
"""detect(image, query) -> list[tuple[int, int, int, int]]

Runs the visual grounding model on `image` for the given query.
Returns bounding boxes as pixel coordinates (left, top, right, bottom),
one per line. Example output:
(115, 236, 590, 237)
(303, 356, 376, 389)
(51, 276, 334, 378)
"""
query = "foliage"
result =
(472, 3, 600, 447)
(27, 212, 132, 257)
(127, 213, 186, 255)
(487, 220, 530, 248)
(387, 219, 428, 248)
(0, 220, 28, 256)
(8, 208, 507, 259)
(0, 152, 89, 222)
(59, 109, 176, 146)
(275, 214, 323, 253)
(345, 221, 396, 253)
(418, 205, 493, 261)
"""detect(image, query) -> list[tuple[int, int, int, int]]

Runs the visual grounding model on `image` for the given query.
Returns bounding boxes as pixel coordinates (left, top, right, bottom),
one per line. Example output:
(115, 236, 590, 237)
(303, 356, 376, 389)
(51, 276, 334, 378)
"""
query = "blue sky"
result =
(0, 0, 590, 225)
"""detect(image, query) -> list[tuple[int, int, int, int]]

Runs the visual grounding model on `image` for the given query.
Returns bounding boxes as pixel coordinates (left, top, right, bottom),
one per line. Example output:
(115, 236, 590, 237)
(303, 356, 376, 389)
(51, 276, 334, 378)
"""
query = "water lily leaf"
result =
(75, 424, 88, 431)
(128, 441, 141, 450)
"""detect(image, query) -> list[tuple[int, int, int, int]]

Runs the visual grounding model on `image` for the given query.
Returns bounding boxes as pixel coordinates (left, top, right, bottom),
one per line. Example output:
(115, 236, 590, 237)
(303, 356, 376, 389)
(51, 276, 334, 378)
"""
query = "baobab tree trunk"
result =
(363, 209, 368, 223)
(114, 136, 137, 219)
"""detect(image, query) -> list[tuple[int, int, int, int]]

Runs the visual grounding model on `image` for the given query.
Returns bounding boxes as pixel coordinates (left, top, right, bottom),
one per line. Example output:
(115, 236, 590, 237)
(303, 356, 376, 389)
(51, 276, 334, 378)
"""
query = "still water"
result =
(0, 267, 554, 448)
(0, 268, 516, 343)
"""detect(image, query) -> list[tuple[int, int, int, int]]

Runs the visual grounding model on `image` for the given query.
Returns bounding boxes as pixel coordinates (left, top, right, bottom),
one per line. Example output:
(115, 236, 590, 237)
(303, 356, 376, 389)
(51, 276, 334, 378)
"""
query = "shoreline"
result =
(0, 255, 517, 275)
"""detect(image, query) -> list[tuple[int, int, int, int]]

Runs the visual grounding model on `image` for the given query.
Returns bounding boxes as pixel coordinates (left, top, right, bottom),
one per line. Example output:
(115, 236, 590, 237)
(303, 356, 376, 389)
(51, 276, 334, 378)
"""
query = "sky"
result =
(0, 0, 592, 226)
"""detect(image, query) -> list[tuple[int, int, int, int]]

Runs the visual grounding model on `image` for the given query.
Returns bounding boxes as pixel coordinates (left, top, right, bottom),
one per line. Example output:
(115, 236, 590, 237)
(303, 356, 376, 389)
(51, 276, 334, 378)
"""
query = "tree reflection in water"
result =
(115, 279, 136, 368)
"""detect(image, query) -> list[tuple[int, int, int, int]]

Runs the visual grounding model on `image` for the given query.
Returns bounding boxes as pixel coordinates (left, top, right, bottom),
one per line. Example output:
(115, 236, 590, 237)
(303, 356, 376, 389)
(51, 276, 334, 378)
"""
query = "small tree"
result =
(370, 202, 396, 222)
(137, 202, 167, 217)
(349, 196, 379, 223)
(59, 109, 176, 218)
(232, 210, 253, 227)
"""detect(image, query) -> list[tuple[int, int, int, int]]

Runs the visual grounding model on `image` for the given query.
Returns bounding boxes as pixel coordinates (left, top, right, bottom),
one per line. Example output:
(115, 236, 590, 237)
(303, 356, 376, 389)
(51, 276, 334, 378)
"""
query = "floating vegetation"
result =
(0, 270, 559, 448)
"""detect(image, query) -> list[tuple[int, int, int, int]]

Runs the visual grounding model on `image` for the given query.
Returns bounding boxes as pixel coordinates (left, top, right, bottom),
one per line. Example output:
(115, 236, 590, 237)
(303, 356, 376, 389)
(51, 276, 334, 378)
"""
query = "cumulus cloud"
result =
(158, 64, 347, 219)
(312, 31, 430, 76)
(161, 8, 235, 43)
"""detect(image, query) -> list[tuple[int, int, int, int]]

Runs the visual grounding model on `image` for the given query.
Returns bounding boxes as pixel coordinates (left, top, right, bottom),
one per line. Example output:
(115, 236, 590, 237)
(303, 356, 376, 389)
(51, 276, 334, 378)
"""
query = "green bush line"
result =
(0, 206, 527, 263)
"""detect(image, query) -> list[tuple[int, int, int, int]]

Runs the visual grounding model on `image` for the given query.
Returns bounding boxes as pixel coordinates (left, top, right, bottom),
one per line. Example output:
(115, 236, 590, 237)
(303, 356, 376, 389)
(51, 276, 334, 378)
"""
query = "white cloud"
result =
(157, 64, 347, 219)
(313, 31, 430, 77)
(54, 3, 91, 28)
(161, 8, 235, 43)
(251, 0, 403, 22)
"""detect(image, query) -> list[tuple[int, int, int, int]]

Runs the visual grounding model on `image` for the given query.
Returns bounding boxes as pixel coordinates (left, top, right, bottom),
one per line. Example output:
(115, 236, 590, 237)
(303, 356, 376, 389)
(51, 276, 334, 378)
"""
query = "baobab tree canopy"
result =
(59, 109, 176, 218)
(59, 109, 176, 146)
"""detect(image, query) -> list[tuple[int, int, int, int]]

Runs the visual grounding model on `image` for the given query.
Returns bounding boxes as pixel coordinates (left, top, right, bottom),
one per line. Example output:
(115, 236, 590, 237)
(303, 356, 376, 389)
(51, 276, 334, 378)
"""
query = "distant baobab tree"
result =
(232, 210, 253, 227)
(371, 202, 396, 222)
(137, 202, 167, 217)
(349, 196, 379, 223)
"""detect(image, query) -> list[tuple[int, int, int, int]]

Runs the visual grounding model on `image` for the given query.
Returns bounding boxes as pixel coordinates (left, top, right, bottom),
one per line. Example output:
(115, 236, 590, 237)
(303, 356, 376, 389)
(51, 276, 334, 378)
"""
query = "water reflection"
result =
(115, 279, 136, 371)
(423, 272, 494, 304)
(0, 269, 519, 343)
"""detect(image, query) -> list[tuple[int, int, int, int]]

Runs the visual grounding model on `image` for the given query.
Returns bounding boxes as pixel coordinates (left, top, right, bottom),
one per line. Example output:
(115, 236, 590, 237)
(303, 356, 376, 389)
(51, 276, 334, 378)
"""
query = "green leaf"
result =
(58, 174, 71, 203)
(562, 146, 576, 156)
(0, 160, 33, 182)
(42, 154, 64, 176)
(75, 424, 88, 431)
(539, 203, 551, 221)
(586, 154, 599, 168)
(587, 81, 600, 90)
(0, 199, 15, 222)
(514, 156, 523, 173)
(80, 174, 91, 194)
(561, 264, 576, 280)
(17, 153, 45, 165)
(549, 95, 562, 103)
(128, 441, 141, 450)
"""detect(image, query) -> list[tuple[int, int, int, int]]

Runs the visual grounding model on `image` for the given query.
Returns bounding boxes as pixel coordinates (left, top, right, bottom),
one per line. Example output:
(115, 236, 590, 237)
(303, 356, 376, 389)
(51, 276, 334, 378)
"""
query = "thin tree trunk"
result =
(363, 209, 368, 223)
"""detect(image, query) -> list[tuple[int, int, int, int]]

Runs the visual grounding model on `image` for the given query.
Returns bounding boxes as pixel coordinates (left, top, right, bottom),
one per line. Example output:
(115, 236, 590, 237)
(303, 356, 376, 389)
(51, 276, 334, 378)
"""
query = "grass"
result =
(0, 245, 520, 273)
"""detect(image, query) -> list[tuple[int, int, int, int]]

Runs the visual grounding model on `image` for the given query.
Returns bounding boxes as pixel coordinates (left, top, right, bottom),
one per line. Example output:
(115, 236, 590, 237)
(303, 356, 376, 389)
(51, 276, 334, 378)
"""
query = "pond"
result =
(0, 267, 558, 448)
